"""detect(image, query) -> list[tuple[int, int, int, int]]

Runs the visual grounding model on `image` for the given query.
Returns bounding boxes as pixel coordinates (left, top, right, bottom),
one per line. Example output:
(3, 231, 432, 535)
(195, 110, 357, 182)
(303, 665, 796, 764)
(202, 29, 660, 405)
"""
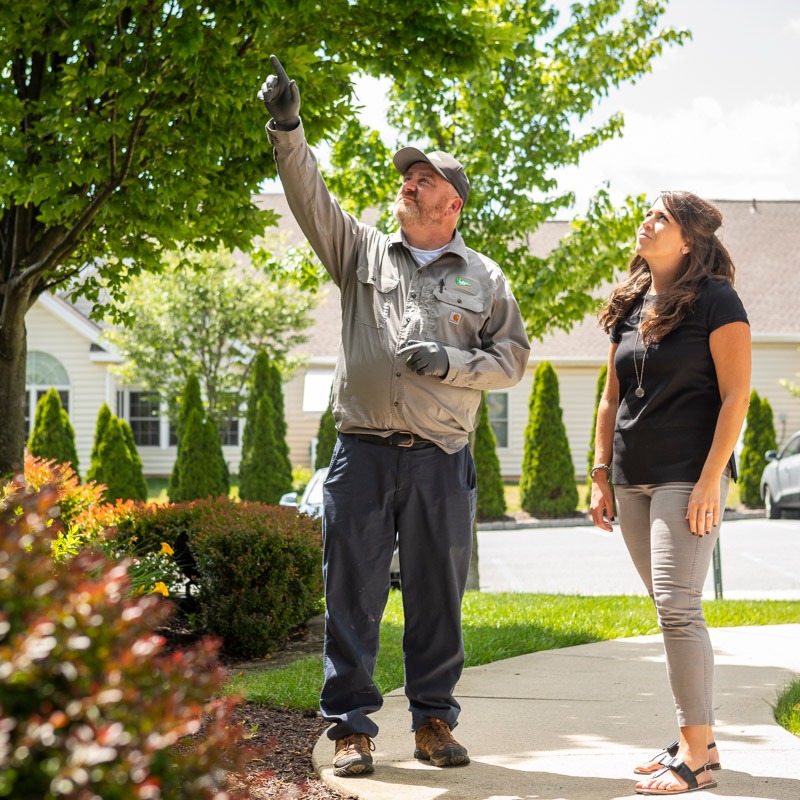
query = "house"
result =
(28, 197, 800, 479)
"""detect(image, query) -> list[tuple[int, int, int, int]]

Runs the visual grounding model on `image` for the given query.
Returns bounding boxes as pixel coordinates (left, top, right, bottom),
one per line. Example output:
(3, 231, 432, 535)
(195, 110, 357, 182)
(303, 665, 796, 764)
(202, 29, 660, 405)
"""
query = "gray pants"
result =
(614, 475, 730, 727)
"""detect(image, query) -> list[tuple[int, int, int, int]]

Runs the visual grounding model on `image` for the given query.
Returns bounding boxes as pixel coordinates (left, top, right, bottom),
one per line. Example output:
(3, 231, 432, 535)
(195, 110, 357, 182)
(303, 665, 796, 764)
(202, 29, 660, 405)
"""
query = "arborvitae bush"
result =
(0, 480, 249, 800)
(739, 390, 778, 506)
(169, 375, 204, 502)
(113, 497, 324, 658)
(27, 387, 80, 479)
(475, 393, 506, 519)
(89, 401, 112, 474)
(239, 351, 284, 503)
(173, 408, 229, 502)
(519, 361, 578, 517)
(585, 363, 609, 505)
(90, 417, 148, 503)
(314, 402, 338, 470)
(267, 360, 293, 496)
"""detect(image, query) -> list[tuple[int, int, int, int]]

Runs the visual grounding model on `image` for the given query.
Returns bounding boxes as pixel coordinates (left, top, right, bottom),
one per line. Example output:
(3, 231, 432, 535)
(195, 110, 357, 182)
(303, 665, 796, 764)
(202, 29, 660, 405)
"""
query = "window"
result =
(25, 352, 71, 437)
(220, 418, 239, 446)
(127, 391, 161, 446)
(303, 370, 335, 413)
(486, 392, 509, 448)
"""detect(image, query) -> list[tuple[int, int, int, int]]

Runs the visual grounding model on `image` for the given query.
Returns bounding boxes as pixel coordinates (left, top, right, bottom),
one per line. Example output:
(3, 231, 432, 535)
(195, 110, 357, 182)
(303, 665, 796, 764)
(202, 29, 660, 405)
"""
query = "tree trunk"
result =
(0, 281, 33, 477)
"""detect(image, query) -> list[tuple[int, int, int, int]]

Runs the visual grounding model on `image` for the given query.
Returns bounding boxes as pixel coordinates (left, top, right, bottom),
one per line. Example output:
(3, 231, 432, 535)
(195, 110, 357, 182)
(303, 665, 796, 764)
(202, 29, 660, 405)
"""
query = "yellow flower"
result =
(159, 542, 174, 556)
(152, 582, 169, 597)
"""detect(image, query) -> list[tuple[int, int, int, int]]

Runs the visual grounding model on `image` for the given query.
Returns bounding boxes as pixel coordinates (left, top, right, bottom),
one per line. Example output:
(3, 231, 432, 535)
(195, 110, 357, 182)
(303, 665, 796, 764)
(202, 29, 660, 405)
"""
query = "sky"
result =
(349, 0, 800, 216)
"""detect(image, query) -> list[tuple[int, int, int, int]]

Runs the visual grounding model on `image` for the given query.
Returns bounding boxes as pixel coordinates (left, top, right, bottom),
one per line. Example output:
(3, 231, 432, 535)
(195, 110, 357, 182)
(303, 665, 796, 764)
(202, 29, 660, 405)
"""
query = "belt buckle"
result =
(396, 432, 415, 448)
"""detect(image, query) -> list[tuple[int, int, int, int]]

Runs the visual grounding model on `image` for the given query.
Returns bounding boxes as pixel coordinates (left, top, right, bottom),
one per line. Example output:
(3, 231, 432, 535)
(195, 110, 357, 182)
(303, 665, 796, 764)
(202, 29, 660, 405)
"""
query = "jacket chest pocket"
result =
(432, 287, 486, 343)
(355, 260, 399, 329)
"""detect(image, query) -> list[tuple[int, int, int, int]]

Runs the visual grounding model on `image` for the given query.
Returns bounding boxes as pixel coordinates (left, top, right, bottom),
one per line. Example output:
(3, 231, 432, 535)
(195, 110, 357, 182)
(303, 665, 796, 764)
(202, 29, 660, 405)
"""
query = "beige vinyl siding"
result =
(284, 369, 323, 470)
(751, 340, 800, 448)
(26, 302, 114, 475)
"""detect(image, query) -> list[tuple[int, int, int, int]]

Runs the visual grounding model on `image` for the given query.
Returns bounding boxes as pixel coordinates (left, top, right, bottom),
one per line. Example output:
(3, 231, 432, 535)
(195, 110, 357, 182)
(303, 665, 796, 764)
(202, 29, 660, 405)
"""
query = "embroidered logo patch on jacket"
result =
(454, 277, 472, 288)
(449, 311, 462, 325)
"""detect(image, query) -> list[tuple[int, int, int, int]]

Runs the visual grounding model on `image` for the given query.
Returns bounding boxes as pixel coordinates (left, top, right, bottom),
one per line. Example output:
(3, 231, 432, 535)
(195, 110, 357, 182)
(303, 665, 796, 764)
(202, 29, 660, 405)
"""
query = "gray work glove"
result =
(399, 340, 450, 378)
(257, 55, 301, 130)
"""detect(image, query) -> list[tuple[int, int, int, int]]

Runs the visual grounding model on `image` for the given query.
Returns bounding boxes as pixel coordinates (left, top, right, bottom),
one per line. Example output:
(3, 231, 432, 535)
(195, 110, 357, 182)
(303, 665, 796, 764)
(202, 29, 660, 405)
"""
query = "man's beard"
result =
(393, 194, 449, 228)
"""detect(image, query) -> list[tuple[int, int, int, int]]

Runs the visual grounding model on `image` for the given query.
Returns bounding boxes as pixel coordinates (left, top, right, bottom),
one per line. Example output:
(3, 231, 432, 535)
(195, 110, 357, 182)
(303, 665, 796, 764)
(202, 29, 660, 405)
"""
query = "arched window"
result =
(26, 351, 71, 436)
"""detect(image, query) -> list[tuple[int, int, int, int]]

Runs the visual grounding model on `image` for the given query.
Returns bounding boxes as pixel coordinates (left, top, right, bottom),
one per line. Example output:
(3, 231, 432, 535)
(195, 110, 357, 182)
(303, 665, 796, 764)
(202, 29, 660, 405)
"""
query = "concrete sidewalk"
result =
(313, 625, 800, 800)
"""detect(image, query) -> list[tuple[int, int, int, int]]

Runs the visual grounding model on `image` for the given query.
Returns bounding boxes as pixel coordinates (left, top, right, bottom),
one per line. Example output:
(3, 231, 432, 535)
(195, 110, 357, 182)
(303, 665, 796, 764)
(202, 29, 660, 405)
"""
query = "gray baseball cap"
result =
(393, 147, 470, 206)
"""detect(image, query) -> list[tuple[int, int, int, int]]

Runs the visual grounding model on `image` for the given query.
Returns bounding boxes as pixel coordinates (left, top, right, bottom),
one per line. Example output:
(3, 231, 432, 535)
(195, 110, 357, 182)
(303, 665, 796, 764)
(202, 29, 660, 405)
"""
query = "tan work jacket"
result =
(267, 122, 531, 454)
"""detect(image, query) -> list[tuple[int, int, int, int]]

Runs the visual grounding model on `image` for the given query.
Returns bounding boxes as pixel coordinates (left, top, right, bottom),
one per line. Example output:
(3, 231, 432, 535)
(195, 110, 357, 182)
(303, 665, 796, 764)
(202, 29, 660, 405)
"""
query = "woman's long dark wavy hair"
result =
(598, 191, 736, 344)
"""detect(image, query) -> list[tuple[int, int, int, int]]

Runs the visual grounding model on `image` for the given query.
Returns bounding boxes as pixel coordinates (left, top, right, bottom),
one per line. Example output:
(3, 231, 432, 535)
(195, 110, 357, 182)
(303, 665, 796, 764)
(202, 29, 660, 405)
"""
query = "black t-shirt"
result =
(610, 278, 749, 485)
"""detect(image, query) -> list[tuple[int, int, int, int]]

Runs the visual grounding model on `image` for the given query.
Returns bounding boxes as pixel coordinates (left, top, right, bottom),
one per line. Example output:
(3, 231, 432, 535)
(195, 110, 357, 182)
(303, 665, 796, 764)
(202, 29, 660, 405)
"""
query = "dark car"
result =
(761, 431, 800, 518)
(280, 467, 401, 589)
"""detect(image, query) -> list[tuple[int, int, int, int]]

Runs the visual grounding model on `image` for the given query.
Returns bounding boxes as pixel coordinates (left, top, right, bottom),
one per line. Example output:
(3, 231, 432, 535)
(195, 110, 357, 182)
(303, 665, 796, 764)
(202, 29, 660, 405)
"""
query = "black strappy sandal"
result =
(635, 758, 718, 795)
(634, 741, 721, 775)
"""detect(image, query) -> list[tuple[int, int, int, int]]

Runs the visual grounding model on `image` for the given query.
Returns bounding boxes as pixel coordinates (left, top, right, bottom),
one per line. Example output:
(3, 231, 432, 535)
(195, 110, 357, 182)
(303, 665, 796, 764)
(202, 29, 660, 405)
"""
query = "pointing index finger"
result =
(270, 54, 289, 86)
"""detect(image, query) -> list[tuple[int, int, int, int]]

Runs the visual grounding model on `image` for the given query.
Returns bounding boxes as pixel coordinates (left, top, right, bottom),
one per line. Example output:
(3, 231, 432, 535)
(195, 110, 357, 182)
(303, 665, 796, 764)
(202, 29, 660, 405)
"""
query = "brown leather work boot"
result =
(333, 733, 375, 776)
(413, 718, 470, 767)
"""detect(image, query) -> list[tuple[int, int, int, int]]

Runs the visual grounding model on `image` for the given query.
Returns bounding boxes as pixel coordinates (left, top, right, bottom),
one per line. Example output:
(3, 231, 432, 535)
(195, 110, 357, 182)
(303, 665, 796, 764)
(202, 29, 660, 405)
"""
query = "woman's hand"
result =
(590, 476, 616, 532)
(686, 475, 721, 536)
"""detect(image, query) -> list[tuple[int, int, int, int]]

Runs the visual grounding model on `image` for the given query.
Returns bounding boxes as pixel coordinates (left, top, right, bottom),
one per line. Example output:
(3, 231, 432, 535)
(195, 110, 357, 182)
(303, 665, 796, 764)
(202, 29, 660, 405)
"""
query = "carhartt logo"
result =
(449, 311, 462, 325)
(455, 277, 472, 287)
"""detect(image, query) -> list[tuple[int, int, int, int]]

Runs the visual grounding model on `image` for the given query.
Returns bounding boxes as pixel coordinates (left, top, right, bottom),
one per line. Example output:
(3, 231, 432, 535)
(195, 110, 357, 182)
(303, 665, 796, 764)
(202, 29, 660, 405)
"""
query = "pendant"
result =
(635, 387, 645, 398)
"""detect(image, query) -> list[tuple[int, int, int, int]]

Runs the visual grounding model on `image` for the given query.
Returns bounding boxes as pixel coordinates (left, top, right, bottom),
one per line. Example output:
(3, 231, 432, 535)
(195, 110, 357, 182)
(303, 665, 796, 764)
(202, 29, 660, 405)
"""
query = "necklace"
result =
(633, 300, 649, 399)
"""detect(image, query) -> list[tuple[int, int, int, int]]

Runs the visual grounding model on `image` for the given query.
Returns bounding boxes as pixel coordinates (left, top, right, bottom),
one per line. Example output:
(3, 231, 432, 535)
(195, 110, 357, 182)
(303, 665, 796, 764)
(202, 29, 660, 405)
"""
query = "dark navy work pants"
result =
(320, 432, 476, 740)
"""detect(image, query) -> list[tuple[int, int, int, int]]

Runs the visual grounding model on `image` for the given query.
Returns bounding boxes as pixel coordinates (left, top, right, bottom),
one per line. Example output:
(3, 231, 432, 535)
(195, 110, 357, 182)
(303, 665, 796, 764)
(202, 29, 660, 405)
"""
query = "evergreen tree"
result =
(168, 375, 203, 502)
(314, 402, 338, 470)
(267, 360, 293, 496)
(87, 412, 148, 503)
(239, 393, 286, 504)
(89, 403, 112, 476)
(120, 418, 149, 502)
(240, 351, 270, 467)
(474, 393, 506, 519)
(519, 362, 578, 517)
(174, 408, 229, 501)
(27, 388, 80, 479)
(739, 390, 778, 507)
(585, 363, 609, 505)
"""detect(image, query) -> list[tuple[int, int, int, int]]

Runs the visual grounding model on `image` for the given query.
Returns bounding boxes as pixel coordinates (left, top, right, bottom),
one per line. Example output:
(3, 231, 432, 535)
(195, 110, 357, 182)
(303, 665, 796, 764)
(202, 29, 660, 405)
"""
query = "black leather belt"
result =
(355, 432, 435, 448)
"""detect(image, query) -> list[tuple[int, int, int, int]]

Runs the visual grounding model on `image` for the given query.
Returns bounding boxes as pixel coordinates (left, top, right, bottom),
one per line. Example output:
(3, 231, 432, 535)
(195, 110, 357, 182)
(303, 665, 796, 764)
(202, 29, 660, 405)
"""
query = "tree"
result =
(266, 360, 293, 496)
(326, 1, 687, 339)
(739, 390, 778, 507)
(169, 375, 204, 502)
(520, 361, 578, 517)
(1, 1, 513, 475)
(475, 394, 506, 519)
(104, 248, 316, 432)
(89, 402, 112, 475)
(27, 388, 80, 479)
(239, 351, 288, 504)
(315, 402, 338, 470)
(89, 416, 148, 503)
(585, 363, 609, 504)
(172, 408, 229, 502)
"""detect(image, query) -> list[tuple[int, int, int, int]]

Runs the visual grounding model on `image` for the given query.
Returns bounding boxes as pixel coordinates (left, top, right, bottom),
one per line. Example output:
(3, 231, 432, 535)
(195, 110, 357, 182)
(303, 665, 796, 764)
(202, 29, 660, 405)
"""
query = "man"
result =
(258, 56, 530, 777)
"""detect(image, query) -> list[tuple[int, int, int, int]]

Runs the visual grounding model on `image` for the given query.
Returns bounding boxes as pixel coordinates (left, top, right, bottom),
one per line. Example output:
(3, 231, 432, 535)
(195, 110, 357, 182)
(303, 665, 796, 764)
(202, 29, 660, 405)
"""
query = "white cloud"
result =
(787, 17, 800, 35)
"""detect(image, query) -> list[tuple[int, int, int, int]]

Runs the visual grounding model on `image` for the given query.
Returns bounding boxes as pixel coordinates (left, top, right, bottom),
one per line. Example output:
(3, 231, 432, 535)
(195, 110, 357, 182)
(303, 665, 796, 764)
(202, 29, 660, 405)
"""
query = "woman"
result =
(590, 191, 751, 795)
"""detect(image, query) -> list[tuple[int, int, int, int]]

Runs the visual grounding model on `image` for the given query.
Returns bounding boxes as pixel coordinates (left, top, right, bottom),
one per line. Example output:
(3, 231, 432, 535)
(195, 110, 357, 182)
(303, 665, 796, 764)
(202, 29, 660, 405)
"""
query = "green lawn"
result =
(223, 592, 800, 714)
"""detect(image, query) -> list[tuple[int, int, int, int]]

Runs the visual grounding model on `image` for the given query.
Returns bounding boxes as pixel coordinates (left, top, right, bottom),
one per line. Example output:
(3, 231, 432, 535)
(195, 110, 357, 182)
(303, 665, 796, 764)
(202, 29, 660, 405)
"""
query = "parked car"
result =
(280, 467, 401, 589)
(761, 431, 800, 518)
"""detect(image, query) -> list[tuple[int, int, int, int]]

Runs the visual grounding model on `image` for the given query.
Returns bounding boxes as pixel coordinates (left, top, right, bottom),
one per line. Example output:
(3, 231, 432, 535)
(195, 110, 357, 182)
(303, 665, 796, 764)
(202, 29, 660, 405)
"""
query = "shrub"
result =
(0, 479, 249, 800)
(88, 416, 148, 503)
(474, 393, 506, 519)
(739, 390, 778, 506)
(27, 388, 80, 479)
(519, 361, 578, 517)
(17, 454, 136, 562)
(314, 402, 338, 470)
(89, 402, 112, 473)
(113, 498, 324, 658)
(239, 352, 287, 504)
(172, 408, 229, 502)
(169, 376, 204, 502)
(267, 360, 293, 497)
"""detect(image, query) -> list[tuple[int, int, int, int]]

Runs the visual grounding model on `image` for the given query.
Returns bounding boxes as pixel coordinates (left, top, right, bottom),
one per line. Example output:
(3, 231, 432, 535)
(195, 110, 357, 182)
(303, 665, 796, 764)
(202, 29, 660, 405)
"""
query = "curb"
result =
(477, 507, 765, 531)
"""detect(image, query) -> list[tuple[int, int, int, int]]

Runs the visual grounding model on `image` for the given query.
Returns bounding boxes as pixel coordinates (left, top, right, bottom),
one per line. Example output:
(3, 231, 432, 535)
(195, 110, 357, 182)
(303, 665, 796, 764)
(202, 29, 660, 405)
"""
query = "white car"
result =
(761, 431, 800, 519)
(280, 467, 401, 589)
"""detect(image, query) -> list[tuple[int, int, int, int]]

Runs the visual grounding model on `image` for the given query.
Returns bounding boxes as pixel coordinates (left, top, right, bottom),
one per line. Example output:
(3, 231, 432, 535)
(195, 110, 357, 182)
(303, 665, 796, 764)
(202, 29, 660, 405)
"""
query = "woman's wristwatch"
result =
(590, 463, 611, 480)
